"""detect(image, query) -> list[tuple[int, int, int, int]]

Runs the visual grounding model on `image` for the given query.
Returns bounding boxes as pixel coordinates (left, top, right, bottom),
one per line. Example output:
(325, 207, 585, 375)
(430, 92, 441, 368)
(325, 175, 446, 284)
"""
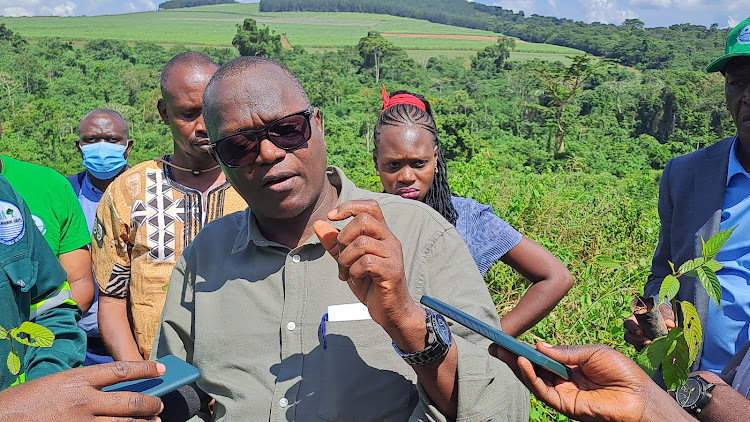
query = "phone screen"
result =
(420, 295, 572, 379)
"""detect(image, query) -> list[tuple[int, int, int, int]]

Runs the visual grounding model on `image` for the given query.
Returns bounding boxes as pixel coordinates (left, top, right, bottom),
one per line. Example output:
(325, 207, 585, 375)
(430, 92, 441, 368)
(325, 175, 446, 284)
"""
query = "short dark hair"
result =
(160, 51, 218, 96)
(373, 91, 458, 225)
(78, 108, 129, 137)
(202, 56, 309, 138)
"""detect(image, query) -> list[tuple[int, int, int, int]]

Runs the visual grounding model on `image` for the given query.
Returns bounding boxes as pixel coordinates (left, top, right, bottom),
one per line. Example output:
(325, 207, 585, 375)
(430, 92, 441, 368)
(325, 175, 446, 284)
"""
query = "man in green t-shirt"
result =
(0, 123, 94, 313)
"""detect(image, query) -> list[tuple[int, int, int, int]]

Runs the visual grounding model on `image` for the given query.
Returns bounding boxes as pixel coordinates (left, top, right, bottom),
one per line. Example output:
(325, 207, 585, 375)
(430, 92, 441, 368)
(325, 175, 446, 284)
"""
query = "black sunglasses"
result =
(210, 108, 313, 168)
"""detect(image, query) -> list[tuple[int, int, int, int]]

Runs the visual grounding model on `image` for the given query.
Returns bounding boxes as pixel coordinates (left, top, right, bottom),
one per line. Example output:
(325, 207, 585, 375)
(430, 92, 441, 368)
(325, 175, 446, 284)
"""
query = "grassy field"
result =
(0, 3, 581, 63)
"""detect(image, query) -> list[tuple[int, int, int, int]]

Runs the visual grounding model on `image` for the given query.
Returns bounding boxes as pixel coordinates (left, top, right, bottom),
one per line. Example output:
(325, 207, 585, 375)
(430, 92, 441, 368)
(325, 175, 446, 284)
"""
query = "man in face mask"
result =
(67, 108, 133, 365)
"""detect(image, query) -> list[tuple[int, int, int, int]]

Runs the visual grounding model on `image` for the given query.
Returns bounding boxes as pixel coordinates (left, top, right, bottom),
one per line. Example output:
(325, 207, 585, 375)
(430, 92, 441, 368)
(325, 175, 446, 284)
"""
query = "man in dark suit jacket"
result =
(625, 16, 750, 377)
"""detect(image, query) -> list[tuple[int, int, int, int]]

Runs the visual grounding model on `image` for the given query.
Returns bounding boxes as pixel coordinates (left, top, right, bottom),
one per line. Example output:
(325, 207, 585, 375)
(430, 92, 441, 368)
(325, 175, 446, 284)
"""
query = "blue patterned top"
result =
(451, 196, 523, 276)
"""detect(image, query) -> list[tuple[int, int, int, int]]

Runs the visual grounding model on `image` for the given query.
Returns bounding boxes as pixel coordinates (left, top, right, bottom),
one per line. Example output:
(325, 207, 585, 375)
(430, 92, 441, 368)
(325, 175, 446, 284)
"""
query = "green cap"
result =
(706, 16, 750, 73)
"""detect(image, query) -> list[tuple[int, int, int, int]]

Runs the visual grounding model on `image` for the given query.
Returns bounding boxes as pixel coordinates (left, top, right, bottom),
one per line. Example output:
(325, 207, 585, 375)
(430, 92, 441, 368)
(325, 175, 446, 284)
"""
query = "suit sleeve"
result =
(22, 191, 85, 381)
(414, 225, 529, 421)
(645, 159, 674, 299)
(91, 183, 132, 299)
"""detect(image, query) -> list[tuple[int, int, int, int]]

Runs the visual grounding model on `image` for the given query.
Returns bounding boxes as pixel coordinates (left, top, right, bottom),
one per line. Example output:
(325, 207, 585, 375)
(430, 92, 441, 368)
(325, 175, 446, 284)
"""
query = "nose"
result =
(398, 166, 416, 184)
(195, 114, 208, 139)
(256, 137, 286, 164)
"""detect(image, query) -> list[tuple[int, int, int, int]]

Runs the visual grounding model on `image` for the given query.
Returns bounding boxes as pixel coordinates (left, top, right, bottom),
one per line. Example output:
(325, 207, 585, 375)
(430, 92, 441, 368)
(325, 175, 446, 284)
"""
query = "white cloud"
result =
(629, 0, 671, 7)
(0, 0, 76, 16)
(492, 0, 537, 14)
(579, 0, 636, 24)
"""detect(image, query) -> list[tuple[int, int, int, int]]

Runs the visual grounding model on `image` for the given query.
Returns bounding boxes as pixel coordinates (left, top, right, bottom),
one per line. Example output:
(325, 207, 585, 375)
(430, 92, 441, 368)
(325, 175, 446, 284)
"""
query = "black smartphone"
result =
(421, 295, 572, 380)
(102, 355, 202, 396)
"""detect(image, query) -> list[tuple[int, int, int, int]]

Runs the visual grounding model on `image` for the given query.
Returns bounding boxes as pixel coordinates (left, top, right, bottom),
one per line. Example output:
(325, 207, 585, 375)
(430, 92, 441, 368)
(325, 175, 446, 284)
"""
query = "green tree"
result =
(232, 18, 283, 59)
(531, 55, 612, 156)
(472, 36, 516, 72)
(356, 31, 395, 84)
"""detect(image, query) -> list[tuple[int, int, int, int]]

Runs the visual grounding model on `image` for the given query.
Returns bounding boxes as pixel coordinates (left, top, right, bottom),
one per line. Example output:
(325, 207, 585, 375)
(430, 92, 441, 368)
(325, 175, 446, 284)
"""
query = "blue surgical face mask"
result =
(81, 142, 128, 180)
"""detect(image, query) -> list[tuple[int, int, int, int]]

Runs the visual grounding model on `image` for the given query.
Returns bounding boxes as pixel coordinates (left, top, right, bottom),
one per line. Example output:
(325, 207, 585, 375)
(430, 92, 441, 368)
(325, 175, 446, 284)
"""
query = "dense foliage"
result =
(260, 0, 728, 70)
(158, 0, 236, 10)
(0, 18, 735, 420)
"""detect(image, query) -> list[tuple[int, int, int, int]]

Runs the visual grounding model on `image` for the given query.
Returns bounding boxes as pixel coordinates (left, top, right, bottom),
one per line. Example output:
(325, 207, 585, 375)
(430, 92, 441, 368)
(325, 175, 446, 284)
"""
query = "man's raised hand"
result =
(313, 200, 424, 343)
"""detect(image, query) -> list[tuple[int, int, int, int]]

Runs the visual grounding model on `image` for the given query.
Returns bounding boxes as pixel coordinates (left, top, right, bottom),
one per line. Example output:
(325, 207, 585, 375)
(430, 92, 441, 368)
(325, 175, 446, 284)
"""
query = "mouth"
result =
(263, 172, 298, 191)
(396, 188, 420, 200)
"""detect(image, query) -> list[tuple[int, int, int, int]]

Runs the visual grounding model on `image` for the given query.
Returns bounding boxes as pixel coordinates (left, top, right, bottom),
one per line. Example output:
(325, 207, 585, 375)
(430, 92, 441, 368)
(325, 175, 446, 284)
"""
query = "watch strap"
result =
(393, 309, 452, 366)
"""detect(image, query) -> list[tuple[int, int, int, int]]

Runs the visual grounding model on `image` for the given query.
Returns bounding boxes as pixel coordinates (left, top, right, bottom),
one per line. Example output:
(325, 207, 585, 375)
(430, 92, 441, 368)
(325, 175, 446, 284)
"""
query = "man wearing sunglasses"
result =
(153, 56, 527, 421)
(92, 52, 246, 362)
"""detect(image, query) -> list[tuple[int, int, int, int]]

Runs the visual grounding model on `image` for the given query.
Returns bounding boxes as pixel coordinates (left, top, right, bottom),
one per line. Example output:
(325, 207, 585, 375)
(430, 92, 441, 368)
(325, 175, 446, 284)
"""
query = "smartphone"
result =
(420, 295, 572, 380)
(102, 355, 202, 396)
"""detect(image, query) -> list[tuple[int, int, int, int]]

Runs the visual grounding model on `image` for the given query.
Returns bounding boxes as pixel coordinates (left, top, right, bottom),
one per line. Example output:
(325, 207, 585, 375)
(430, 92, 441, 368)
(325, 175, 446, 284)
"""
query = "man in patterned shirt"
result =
(93, 52, 246, 360)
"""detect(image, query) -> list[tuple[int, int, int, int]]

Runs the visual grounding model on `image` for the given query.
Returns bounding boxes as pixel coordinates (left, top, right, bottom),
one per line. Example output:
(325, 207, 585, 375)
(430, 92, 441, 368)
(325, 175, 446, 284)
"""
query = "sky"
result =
(0, 0, 746, 29)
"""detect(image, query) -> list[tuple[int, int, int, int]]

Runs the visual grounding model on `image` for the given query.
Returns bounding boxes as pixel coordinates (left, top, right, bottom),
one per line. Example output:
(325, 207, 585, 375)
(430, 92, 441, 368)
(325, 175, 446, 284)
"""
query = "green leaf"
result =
(696, 266, 723, 309)
(678, 257, 705, 276)
(703, 259, 723, 272)
(636, 336, 667, 376)
(7, 350, 20, 375)
(658, 275, 680, 303)
(662, 327, 690, 391)
(10, 322, 54, 348)
(702, 227, 736, 259)
(0, 326, 7, 340)
(680, 301, 702, 365)
(594, 255, 621, 270)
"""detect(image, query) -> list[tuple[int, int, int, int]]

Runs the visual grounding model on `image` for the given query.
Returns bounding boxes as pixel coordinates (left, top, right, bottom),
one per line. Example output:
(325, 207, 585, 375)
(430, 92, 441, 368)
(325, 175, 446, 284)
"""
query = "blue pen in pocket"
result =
(321, 313, 328, 349)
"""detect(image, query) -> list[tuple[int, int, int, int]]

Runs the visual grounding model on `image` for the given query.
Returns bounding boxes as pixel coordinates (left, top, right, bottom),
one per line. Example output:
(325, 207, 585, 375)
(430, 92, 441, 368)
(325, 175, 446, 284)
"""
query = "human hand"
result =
(0, 360, 165, 421)
(624, 303, 676, 351)
(511, 343, 691, 422)
(314, 200, 425, 347)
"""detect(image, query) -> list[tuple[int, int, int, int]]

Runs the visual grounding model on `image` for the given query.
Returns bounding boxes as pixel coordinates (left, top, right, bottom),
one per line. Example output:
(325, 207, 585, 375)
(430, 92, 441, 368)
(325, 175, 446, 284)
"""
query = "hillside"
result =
(261, 0, 729, 70)
(0, 3, 581, 64)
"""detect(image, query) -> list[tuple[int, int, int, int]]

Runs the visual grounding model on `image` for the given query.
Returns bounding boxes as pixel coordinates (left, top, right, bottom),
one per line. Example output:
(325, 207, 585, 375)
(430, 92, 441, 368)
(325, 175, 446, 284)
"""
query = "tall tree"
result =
(531, 55, 612, 155)
(356, 31, 395, 84)
(232, 18, 283, 59)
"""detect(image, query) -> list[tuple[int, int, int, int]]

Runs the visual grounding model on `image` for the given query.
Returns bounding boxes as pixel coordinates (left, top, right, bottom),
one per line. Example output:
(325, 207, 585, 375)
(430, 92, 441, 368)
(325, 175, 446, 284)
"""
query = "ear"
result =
(157, 98, 169, 125)
(124, 139, 134, 159)
(372, 149, 379, 171)
(312, 107, 326, 147)
(75, 140, 83, 156)
(432, 144, 438, 167)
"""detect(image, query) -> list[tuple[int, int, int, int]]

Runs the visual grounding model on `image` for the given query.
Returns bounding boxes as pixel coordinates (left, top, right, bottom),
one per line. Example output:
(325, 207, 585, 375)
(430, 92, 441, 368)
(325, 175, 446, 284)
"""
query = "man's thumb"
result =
(314, 220, 339, 257)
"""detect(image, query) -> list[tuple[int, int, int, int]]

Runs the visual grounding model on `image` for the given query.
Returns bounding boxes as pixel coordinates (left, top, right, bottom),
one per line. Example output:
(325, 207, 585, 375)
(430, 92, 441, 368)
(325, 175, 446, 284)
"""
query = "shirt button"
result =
(292, 254, 301, 263)
(287, 321, 296, 331)
(17, 280, 25, 288)
(279, 398, 288, 408)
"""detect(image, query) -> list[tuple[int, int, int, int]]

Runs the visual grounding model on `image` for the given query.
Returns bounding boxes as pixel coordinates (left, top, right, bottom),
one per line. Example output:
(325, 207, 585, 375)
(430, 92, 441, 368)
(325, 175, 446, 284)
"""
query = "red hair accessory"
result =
(381, 84, 426, 114)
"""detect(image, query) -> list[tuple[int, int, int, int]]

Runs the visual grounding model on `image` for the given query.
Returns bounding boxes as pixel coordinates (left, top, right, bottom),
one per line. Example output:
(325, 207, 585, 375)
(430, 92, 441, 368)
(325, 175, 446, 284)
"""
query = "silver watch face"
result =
(676, 377, 702, 407)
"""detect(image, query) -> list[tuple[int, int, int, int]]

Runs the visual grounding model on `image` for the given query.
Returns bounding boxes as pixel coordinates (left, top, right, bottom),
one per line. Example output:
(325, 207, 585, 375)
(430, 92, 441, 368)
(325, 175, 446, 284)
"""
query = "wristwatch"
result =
(675, 374, 715, 415)
(393, 309, 452, 366)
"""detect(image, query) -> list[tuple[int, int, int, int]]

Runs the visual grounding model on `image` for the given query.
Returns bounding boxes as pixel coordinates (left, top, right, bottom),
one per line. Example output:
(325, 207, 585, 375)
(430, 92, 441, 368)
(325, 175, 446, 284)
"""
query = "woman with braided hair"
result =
(373, 87, 574, 337)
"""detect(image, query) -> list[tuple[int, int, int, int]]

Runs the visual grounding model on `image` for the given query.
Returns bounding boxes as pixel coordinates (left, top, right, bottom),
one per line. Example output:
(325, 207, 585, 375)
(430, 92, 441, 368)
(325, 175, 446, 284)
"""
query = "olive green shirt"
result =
(153, 167, 528, 421)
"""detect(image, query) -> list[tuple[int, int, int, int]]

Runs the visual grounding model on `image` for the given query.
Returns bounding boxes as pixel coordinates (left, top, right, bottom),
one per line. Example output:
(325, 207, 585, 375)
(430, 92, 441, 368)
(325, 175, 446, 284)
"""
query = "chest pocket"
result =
(316, 319, 417, 421)
(0, 257, 38, 322)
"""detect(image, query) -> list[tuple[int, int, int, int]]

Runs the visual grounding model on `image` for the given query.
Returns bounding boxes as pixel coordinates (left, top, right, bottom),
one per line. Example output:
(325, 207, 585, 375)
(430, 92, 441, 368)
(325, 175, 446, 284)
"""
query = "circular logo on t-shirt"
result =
(739, 24, 750, 44)
(0, 201, 25, 245)
(32, 215, 46, 235)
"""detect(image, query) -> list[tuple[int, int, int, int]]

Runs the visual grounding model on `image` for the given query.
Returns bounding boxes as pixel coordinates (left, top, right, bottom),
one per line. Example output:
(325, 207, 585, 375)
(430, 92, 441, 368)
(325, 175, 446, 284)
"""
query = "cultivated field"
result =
(0, 3, 582, 63)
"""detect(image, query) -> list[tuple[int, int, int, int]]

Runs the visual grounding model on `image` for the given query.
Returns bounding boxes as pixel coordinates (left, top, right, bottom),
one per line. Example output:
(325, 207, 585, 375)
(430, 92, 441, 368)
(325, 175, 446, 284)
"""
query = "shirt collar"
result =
(726, 135, 750, 187)
(231, 166, 352, 255)
(81, 171, 104, 198)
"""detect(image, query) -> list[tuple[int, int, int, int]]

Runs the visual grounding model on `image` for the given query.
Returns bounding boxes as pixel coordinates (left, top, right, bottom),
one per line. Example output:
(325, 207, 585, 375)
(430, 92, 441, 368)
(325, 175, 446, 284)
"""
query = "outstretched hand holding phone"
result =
(492, 343, 695, 422)
(0, 360, 165, 422)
